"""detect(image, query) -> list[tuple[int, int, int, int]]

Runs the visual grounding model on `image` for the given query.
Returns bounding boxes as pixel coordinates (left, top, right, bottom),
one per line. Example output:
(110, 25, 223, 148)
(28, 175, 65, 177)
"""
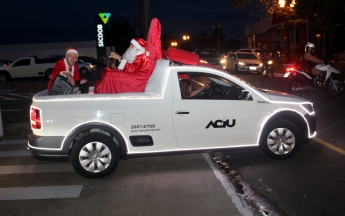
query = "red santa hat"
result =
(178, 74, 190, 80)
(66, 47, 78, 57)
(131, 38, 149, 56)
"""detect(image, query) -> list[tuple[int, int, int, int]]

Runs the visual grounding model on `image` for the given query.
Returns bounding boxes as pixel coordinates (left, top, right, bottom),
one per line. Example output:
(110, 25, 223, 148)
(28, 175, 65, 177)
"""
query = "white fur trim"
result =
(66, 49, 78, 57)
(60, 71, 72, 77)
(118, 59, 127, 70)
(131, 39, 142, 50)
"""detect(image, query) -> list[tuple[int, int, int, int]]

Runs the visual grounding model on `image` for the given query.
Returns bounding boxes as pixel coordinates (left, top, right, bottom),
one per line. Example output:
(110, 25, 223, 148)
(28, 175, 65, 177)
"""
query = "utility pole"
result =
(143, 0, 150, 40)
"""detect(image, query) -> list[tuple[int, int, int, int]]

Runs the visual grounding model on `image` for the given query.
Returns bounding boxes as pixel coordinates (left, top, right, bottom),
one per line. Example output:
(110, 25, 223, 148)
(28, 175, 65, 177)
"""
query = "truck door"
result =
(172, 70, 261, 149)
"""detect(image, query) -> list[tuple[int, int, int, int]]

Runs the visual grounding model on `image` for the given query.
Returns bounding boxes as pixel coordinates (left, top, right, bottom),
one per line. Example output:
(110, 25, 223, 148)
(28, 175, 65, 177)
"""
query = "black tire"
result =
(71, 132, 119, 178)
(79, 68, 88, 75)
(268, 68, 274, 79)
(260, 120, 302, 159)
(261, 67, 267, 78)
(45, 69, 53, 80)
(0, 71, 11, 82)
(326, 76, 344, 97)
(234, 64, 239, 74)
(286, 78, 305, 96)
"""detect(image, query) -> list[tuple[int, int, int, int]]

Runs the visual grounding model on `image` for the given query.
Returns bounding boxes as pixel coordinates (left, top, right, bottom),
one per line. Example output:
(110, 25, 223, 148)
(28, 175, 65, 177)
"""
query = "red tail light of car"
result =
(31, 107, 42, 129)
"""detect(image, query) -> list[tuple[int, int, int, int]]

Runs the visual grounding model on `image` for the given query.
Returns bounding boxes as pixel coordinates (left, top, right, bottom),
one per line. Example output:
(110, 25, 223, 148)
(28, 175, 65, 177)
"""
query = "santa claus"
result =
(94, 18, 162, 94)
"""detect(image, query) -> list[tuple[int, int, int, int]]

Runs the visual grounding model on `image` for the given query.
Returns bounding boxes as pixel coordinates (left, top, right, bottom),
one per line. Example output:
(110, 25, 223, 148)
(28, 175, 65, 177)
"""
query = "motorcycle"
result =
(284, 64, 344, 97)
(261, 59, 274, 78)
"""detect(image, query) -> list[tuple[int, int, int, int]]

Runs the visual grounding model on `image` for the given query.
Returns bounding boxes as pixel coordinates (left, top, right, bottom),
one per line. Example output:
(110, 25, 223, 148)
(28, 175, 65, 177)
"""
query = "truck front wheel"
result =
(71, 132, 119, 178)
(259, 120, 302, 159)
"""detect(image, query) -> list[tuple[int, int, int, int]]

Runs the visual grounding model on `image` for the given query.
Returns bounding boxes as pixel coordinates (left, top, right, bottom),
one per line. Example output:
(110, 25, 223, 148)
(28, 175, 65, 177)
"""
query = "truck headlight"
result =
(268, 60, 273, 65)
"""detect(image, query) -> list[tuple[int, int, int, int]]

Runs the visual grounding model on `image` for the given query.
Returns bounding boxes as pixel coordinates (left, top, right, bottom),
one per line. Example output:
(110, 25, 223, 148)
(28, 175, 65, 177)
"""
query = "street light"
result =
(213, 22, 221, 50)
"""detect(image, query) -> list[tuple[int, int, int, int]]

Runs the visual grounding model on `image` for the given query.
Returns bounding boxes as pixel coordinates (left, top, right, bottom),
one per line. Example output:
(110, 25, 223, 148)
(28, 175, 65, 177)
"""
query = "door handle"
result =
(175, 111, 189, 114)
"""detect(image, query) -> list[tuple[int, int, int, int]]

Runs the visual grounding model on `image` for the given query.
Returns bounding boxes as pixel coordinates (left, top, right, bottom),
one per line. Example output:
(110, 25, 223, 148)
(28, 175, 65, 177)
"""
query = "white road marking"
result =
(0, 164, 74, 174)
(8, 93, 33, 99)
(0, 185, 83, 200)
(0, 109, 21, 111)
(0, 150, 31, 157)
(203, 153, 253, 216)
(0, 139, 27, 145)
(0, 95, 15, 100)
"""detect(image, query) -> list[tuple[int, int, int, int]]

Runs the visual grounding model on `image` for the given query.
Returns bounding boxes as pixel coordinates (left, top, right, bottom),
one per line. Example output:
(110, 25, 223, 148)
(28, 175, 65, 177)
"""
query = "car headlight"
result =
(220, 59, 226, 64)
(268, 60, 273, 65)
(238, 62, 245, 66)
(200, 59, 208, 64)
(259, 63, 263, 67)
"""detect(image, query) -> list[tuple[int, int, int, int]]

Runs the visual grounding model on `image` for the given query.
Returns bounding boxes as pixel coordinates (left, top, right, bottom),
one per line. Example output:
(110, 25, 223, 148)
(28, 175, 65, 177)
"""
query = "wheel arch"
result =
(63, 122, 128, 158)
(260, 110, 309, 143)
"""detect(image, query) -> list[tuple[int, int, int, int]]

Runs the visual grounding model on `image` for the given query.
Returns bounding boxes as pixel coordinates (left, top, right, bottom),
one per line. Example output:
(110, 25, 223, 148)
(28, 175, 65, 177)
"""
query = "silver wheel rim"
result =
(79, 141, 112, 173)
(266, 128, 295, 155)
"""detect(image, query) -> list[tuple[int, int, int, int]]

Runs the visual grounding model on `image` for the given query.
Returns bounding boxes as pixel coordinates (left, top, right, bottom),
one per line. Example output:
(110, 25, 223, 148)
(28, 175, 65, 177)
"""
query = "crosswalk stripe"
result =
(8, 93, 33, 99)
(0, 139, 27, 145)
(0, 95, 15, 100)
(0, 185, 83, 200)
(0, 164, 74, 174)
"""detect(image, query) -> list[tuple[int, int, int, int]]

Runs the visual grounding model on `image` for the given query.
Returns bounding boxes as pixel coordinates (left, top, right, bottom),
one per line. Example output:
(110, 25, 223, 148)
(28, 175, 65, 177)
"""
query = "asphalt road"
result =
(1, 71, 345, 216)
(225, 72, 345, 216)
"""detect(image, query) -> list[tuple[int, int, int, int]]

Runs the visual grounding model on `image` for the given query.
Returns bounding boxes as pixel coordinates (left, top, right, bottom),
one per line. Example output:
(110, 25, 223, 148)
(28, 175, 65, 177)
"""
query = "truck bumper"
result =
(27, 133, 69, 159)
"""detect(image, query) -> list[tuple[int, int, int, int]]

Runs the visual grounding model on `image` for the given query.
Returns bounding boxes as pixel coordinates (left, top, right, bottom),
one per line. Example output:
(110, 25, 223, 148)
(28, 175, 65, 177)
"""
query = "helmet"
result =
(305, 42, 315, 53)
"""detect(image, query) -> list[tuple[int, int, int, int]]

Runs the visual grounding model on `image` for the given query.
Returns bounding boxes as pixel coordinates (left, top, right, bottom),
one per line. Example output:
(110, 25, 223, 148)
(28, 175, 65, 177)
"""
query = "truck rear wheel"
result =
(71, 132, 119, 178)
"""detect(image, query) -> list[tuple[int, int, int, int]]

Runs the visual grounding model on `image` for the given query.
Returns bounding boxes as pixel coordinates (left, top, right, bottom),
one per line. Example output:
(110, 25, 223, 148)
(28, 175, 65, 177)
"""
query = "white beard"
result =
(122, 47, 137, 63)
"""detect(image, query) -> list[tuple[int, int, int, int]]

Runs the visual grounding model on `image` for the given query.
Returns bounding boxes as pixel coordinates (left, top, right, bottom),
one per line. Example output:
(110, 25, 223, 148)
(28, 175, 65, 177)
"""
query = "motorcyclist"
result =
(301, 42, 324, 75)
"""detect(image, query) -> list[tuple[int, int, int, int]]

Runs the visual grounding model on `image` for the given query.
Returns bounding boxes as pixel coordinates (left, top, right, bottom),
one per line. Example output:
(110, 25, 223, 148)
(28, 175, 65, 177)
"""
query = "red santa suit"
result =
(94, 18, 162, 94)
(47, 51, 80, 92)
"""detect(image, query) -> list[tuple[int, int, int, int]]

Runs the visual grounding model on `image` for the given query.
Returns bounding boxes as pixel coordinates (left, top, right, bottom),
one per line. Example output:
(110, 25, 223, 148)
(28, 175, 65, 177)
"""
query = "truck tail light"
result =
(31, 107, 42, 129)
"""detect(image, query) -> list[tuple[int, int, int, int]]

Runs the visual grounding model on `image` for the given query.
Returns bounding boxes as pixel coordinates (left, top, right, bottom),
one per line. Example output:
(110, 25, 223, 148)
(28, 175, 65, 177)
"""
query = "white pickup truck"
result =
(0, 56, 57, 82)
(28, 52, 317, 178)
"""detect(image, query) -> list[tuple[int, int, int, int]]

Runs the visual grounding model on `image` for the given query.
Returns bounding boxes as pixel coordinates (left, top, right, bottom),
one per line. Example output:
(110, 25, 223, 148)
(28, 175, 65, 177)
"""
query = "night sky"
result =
(0, 0, 255, 45)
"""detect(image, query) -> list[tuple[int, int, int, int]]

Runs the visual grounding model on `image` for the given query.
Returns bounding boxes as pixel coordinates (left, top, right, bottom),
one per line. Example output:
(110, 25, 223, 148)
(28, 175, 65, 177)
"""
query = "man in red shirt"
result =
(47, 47, 89, 93)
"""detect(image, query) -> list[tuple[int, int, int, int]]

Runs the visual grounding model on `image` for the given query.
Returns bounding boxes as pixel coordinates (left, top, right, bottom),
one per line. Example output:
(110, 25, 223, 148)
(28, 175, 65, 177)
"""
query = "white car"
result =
(228, 52, 263, 74)
(28, 48, 316, 178)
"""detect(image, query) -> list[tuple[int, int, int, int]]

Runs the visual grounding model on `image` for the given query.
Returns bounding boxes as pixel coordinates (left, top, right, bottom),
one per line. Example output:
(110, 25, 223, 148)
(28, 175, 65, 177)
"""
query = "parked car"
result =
(76, 59, 95, 75)
(228, 52, 263, 74)
(0, 56, 57, 82)
(47, 54, 65, 60)
(194, 48, 229, 70)
(0, 59, 13, 67)
(78, 56, 106, 69)
(236, 49, 261, 58)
